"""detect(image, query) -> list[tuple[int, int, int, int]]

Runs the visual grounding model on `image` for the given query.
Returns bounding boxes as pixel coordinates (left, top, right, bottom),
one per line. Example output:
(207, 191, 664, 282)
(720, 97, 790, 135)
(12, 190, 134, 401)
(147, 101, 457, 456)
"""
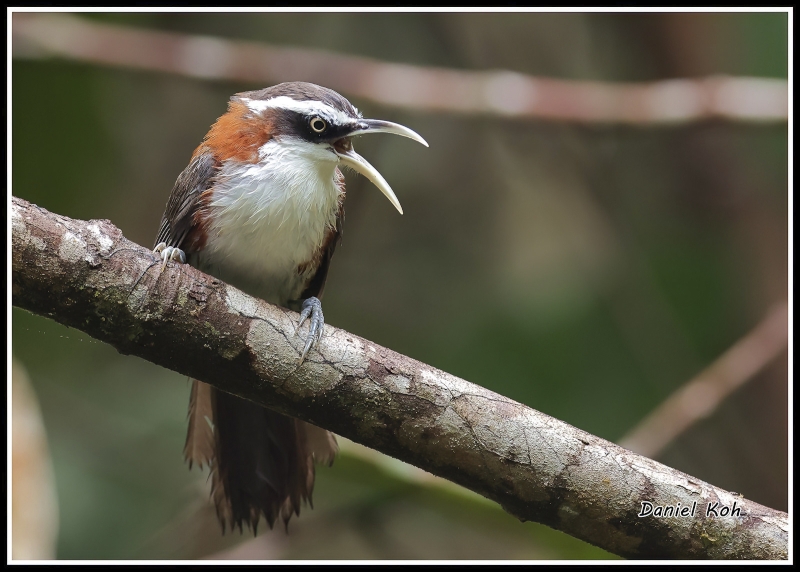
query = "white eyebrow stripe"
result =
(241, 96, 360, 125)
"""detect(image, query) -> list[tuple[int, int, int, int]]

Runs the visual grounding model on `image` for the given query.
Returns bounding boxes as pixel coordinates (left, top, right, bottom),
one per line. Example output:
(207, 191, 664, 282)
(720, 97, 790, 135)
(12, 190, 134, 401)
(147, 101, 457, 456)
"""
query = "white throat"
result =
(202, 138, 343, 304)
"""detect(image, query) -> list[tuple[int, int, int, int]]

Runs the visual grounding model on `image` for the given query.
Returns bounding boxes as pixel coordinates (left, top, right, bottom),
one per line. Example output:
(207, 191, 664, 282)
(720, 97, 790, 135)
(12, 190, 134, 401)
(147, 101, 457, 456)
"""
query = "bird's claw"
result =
(154, 242, 186, 270)
(297, 297, 324, 363)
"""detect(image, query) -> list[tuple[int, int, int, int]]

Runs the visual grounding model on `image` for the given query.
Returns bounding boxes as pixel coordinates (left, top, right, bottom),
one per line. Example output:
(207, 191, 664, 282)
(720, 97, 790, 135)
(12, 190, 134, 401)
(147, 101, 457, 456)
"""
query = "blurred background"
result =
(11, 11, 788, 560)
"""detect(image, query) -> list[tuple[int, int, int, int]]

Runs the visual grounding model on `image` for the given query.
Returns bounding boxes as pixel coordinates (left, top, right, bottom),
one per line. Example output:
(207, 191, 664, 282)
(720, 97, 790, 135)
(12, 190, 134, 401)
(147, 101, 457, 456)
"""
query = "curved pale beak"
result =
(334, 119, 428, 215)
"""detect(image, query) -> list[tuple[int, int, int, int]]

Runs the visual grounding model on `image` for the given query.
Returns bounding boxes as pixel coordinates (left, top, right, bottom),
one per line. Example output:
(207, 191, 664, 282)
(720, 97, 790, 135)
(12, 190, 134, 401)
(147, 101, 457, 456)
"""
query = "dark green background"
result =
(12, 12, 788, 560)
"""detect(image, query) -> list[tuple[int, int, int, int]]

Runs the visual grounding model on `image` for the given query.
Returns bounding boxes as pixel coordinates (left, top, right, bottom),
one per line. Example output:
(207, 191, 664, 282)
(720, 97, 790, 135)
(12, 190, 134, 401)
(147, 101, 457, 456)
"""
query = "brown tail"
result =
(184, 380, 338, 533)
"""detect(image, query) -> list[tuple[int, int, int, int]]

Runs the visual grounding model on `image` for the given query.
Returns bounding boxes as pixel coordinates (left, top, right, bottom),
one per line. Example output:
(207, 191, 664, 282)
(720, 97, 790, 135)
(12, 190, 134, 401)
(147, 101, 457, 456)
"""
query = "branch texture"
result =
(11, 196, 788, 560)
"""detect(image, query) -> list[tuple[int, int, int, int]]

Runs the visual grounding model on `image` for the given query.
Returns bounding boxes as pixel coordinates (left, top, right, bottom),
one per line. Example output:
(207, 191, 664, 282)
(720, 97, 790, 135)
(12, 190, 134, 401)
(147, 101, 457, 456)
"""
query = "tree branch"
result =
(11, 196, 788, 560)
(620, 303, 788, 458)
(12, 12, 788, 125)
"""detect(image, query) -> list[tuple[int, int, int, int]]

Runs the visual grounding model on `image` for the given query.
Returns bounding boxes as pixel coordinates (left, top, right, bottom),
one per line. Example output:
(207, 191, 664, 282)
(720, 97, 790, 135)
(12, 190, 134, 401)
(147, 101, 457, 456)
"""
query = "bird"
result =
(152, 82, 427, 533)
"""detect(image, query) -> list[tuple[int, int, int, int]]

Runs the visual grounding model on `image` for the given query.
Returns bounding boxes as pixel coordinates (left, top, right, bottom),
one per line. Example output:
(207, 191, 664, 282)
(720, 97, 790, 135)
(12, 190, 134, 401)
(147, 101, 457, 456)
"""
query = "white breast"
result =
(201, 138, 343, 305)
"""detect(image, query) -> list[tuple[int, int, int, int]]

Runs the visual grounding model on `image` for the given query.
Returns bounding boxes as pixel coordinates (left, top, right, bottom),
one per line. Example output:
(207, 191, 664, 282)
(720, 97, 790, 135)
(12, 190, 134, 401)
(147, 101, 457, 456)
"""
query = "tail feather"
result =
(184, 380, 214, 469)
(184, 380, 337, 532)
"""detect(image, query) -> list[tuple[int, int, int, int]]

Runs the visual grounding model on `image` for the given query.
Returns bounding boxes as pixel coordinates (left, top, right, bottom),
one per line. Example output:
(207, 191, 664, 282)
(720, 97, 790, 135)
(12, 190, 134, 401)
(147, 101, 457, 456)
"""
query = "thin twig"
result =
(12, 12, 788, 124)
(618, 303, 788, 458)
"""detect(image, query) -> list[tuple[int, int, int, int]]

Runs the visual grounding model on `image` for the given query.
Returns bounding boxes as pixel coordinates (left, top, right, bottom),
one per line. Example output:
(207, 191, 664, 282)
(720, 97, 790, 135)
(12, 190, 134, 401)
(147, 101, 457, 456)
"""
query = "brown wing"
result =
(163, 151, 224, 519)
(154, 150, 218, 251)
(299, 201, 344, 301)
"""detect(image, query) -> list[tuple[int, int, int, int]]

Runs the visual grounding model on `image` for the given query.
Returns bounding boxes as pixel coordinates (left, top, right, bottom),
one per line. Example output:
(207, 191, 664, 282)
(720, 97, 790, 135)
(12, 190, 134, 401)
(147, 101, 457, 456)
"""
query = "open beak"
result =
(334, 119, 428, 215)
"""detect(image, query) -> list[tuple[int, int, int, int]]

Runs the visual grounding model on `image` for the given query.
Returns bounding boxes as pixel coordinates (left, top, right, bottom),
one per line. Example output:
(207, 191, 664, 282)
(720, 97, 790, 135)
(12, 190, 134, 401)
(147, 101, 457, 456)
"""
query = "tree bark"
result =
(11, 196, 788, 560)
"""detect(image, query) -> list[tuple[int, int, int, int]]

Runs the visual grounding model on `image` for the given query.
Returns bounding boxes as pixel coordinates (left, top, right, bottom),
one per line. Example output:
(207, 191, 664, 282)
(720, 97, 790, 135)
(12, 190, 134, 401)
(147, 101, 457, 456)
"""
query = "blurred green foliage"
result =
(12, 11, 787, 560)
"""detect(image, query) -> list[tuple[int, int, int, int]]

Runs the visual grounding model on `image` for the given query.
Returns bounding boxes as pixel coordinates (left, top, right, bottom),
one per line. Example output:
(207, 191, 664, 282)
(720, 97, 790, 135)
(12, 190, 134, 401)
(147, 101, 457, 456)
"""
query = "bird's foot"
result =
(296, 297, 324, 363)
(154, 242, 186, 270)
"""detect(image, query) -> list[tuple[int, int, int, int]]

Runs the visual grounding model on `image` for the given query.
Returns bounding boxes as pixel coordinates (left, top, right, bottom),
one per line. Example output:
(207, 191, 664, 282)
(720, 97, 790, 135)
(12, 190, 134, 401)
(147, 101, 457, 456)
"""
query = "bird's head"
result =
(202, 82, 427, 214)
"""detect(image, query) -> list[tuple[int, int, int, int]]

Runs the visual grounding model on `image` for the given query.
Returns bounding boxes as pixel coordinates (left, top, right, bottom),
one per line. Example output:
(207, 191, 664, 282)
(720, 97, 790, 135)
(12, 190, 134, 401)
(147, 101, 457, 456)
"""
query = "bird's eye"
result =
(310, 117, 327, 133)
